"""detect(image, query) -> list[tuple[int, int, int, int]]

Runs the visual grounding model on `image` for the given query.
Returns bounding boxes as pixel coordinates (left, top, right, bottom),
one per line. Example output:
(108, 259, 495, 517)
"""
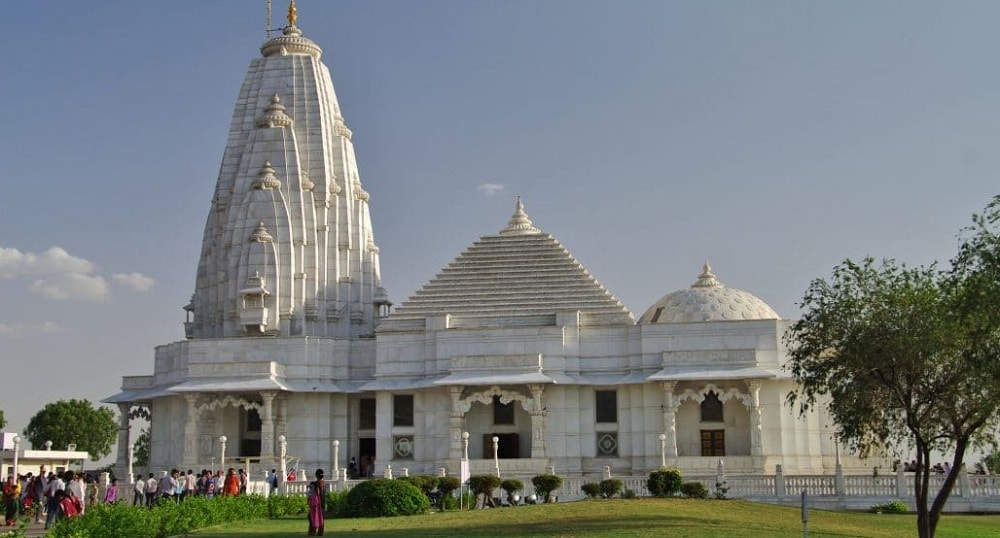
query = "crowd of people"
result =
(2, 466, 118, 529)
(3, 464, 328, 534)
(131, 467, 258, 507)
(0, 465, 273, 530)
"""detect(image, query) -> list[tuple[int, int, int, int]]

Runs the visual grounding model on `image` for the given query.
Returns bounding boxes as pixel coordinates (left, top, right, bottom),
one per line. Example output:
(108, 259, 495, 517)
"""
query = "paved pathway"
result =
(12, 520, 48, 537)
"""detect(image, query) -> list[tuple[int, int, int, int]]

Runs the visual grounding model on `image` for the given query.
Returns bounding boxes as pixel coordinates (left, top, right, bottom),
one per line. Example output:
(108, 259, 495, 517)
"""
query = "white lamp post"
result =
(492, 436, 500, 478)
(219, 435, 227, 469)
(332, 439, 340, 479)
(462, 431, 470, 461)
(278, 435, 287, 494)
(658, 433, 667, 468)
(11, 436, 20, 480)
(127, 444, 135, 484)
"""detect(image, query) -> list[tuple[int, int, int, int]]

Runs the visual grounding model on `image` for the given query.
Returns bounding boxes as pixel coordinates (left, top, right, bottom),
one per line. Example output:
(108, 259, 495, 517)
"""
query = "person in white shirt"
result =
(159, 471, 176, 503)
(133, 477, 145, 506)
(184, 470, 197, 501)
(66, 473, 85, 515)
(145, 473, 158, 508)
(44, 473, 65, 529)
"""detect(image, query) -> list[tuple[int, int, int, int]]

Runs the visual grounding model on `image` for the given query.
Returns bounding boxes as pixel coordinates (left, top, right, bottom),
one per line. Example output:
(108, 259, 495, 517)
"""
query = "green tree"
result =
(133, 428, 150, 468)
(468, 475, 501, 508)
(0, 408, 5, 429)
(786, 196, 1000, 538)
(24, 399, 117, 461)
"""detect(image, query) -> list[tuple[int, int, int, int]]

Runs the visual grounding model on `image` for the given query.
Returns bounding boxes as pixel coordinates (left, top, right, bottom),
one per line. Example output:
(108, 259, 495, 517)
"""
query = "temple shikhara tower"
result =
(108, 3, 865, 481)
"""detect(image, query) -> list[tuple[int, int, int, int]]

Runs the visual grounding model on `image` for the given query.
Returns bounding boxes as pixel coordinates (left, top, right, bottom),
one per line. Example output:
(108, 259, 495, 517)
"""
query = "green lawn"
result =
(189, 499, 1000, 537)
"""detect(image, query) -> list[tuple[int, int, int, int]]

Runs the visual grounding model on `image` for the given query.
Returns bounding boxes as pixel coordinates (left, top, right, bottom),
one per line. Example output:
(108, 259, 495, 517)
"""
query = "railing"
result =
(109, 470, 1000, 513)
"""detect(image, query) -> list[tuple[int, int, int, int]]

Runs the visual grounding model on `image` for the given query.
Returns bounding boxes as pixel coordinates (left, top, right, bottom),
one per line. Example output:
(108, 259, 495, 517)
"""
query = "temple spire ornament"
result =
(287, 0, 298, 27)
(499, 196, 540, 236)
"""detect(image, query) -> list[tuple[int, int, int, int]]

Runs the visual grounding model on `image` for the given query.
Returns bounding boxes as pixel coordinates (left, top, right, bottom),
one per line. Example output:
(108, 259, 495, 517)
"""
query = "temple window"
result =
(359, 398, 376, 430)
(701, 391, 724, 422)
(492, 395, 514, 425)
(595, 390, 618, 423)
(700, 430, 725, 456)
(393, 394, 414, 427)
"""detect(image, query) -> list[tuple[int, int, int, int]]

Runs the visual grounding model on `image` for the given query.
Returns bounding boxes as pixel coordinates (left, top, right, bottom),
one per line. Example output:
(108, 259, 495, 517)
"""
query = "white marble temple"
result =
(107, 10, 868, 480)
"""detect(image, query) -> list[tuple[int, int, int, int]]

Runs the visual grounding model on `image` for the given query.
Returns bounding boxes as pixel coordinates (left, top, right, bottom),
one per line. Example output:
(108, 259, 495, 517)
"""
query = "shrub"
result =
(267, 493, 308, 517)
(468, 475, 502, 508)
(870, 500, 908, 514)
(681, 481, 708, 499)
(325, 489, 350, 517)
(441, 490, 477, 511)
(48, 495, 268, 538)
(501, 479, 524, 505)
(438, 476, 461, 498)
(581, 482, 601, 499)
(397, 475, 439, 495)
(647, 468, 683, 497)
(531, 474, 564, 503)
(599, 479, 624, 499)
(622, 488, 637, 499)
(344, 478, 430, 517)
(714, 480, 730, 500)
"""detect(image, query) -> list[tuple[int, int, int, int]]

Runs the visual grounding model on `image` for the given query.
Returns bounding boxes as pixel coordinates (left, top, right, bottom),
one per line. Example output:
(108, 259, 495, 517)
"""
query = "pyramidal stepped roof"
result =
(384, 199, 634, 327)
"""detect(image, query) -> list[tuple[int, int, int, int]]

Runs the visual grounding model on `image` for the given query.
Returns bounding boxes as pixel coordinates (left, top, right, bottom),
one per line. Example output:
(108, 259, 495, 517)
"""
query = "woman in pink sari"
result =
(307, 469, 325, 536)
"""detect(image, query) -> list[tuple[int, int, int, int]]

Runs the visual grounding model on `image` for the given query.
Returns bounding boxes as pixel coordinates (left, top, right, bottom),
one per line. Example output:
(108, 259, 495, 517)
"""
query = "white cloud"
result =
(0, 246, 95, 278)
(477, 183, 505, 196)
(0, 244, 147, 302)
(113, 272, 155, 292)
(0, 321, 61, 337)
(30, 273, 110, 302)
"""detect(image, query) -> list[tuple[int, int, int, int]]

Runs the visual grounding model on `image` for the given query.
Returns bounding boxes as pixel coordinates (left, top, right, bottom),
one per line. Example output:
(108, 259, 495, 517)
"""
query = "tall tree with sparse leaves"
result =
(785, 195, 1000, 538)
(24, 399, 117, 461)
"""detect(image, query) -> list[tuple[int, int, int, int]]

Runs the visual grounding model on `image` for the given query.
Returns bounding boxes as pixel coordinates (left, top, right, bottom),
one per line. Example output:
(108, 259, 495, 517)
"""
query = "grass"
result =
(189, 498, 1000, 537)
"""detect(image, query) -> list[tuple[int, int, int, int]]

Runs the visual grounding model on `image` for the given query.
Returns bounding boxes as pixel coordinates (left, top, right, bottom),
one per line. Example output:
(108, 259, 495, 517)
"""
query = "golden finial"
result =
(287, 0, 298, 27)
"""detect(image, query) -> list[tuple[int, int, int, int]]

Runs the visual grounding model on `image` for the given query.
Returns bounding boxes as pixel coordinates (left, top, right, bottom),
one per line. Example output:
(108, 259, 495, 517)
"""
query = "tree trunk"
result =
(914, 445, 932, 538)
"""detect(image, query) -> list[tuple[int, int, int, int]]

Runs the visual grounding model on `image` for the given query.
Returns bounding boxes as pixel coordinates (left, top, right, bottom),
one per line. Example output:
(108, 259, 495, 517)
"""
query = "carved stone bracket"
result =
(456, 385, 534, 414)
(677, 383, 751, 407)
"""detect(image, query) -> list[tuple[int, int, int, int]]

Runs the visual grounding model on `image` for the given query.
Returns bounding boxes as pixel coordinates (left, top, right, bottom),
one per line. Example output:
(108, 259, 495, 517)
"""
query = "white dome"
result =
(639, 264, 779, 324)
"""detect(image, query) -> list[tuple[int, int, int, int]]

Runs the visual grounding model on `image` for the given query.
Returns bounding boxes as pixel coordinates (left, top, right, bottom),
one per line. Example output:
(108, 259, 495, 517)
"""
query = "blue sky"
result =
(1, 1, 998, 445)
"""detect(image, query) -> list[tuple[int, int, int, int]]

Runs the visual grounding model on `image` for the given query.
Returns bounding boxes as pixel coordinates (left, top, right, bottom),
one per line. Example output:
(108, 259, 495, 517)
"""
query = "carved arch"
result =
(197, 395, 262, 414)
(128, 405, 152, 421)
(457, 386, 534, 414)
(677, 383, 751, 407)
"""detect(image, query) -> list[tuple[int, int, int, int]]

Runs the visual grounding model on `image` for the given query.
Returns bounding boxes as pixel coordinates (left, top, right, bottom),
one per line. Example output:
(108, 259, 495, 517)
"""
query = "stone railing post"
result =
(775, 464, 786, 497)
(959, 464, 971, 497)
(835, 461, 845, 496)
(896, 466, 905, 498)
(384, 464, 393, 479)
(716, 459, 726, 494)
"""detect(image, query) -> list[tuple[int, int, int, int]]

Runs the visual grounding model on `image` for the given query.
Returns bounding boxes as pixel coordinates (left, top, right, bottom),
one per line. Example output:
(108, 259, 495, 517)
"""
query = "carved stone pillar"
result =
(276, 396, 288, 440)
(183, 395, 200, 466)
(260, 391, 277, 460)
(116, 403, 131, 477)
(448, 386, 464, 460)
(747, 379, 763, 456)
(527, 384, 546, 459)
(661, 382, 679, 459)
